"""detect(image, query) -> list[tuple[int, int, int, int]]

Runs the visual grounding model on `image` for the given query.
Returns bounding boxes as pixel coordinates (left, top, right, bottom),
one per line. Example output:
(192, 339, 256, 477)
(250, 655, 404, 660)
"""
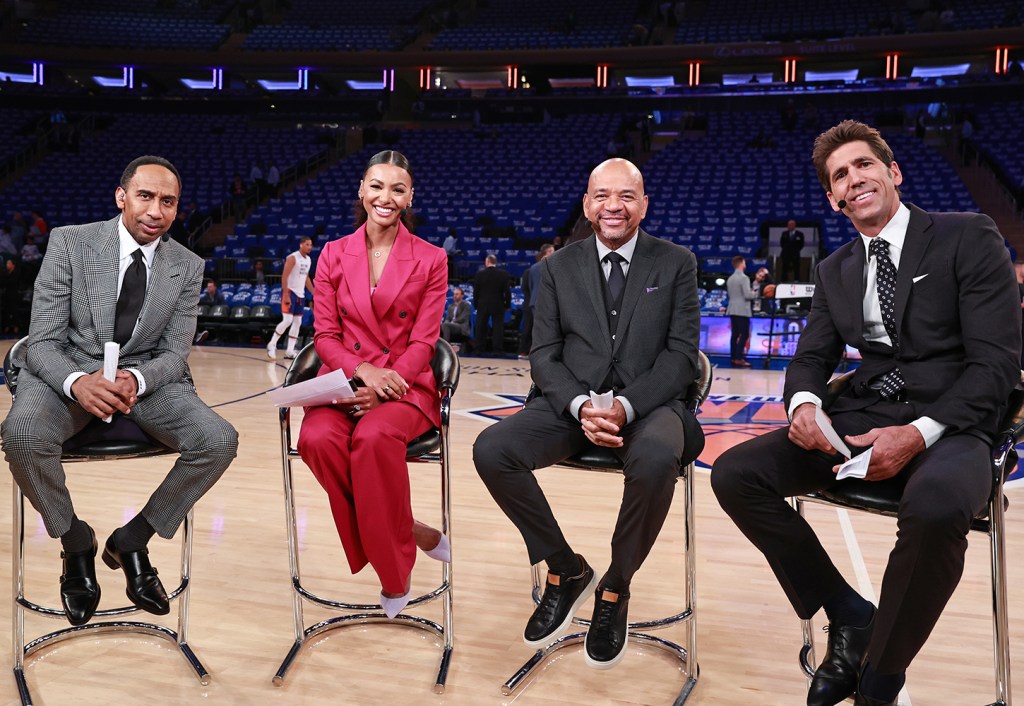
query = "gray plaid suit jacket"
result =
(3, 216, 237, 539)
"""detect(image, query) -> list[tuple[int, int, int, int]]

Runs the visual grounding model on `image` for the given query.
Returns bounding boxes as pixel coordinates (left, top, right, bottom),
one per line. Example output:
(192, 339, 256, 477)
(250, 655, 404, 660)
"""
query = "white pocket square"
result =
(912, 274, 928, 284)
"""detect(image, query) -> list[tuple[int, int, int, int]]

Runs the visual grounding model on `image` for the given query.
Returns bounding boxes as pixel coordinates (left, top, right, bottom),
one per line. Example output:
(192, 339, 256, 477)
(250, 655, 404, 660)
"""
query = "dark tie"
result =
(114, 250, 146, 345)
(869, 238, 904, 399)
(604, 252, 626, 302)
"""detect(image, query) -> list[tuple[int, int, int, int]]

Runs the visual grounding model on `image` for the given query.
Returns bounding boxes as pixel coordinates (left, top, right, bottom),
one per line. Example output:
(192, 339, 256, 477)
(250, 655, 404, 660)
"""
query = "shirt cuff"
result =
(126, 368, 146, 396)
(616, 395, 636, 424)
(910, 417, 947, 448)
(787, 391, 823, 422)
(63, 372, 87, 399)
(569, 394, 590, 421)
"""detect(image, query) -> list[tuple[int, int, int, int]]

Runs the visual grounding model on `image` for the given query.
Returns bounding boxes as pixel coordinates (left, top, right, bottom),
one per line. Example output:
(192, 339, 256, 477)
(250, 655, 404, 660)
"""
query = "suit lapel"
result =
(130, 240, 176, 351)
(894, 204, 932, 334)
(371, 224, 414, 321)
(341, 225, 387, 347)
(83, 217, 121, 344)
(612, 230, 654, 355)
(573, 234, 612, 351)
(840, 239, 866, 341)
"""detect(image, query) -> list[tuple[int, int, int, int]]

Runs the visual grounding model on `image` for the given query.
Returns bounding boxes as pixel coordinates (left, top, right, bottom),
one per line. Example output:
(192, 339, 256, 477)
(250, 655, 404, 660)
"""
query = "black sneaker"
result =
(523, 555, 597, 647)
(584, 586, 630, 669)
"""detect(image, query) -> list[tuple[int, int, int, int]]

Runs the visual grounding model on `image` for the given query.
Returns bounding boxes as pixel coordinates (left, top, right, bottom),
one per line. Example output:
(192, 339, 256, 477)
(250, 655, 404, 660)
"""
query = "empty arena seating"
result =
(242, 0, 430, 51)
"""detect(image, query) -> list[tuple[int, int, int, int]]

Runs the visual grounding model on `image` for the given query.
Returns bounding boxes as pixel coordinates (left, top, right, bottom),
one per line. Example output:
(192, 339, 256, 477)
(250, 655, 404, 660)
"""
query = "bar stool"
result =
(502, 350, 713, 704)
(272, 339, 459, 693)
(4, 338, 209, 706)
(792, 369, 1024, 706)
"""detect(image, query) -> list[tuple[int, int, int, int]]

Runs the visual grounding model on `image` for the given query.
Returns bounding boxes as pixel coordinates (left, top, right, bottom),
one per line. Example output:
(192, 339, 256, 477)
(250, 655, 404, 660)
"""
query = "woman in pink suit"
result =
(297, 151, 450, 617)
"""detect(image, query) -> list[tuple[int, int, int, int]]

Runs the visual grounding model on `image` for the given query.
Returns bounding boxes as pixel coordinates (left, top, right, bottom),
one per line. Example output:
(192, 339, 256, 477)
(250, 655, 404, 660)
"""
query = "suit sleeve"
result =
(616, 248, 701, 418)
(530, 257, 589, 414)
(741, 275, 756, 300)
(311, 242, 351, 373)
(783, 263, 847, 408)
(922, 215, 1020, 433)
(25, 226, 81, 391)
(391, 248, 448, 383)
(133, 255, 202, 393)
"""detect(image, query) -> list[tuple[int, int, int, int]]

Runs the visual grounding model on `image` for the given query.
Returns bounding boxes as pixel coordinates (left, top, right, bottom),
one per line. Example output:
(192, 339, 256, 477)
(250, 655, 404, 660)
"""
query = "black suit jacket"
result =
(784, 204, 1021, 439)
(530, 230, 705, 464)
(473, 265, 511, 311)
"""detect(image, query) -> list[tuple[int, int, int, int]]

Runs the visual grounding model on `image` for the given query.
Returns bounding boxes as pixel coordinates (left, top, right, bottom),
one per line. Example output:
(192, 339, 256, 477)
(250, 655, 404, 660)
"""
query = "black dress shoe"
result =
(584, 587, 630, 669)
(855, 694, 896, 706)
(523, 554, 597, 647)
(101, 535, 169, 616)
(60, 529, 101, 626)
(807, 611, 875, 706)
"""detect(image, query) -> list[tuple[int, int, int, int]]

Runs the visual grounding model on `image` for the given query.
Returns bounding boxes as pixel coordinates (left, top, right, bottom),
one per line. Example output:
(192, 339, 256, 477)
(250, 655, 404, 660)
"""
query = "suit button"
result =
(354, 342, 360, 351)
(613, 358, 620, 363)
(399, 311, 407, 318)
(383, 347, 390, 354)
(611, 310, 617, 316)
(341, 308, 347, 315)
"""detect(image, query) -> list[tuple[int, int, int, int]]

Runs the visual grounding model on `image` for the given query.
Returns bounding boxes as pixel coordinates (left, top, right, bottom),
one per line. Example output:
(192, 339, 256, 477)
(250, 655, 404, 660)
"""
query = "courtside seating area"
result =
(242, 0, 431, 50)
(0, 112, 327, 229)
(673, 0, 1022, 44)
(13, 0, 232, 50)
(643, 107, 979, 260)
(429, 0, 642, 50)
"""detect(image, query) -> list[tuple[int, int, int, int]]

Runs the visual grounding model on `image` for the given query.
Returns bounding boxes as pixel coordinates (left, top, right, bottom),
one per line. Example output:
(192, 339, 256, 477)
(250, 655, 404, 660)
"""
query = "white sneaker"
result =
(284, 349, 297, 359)
(266, 343, 277, 360)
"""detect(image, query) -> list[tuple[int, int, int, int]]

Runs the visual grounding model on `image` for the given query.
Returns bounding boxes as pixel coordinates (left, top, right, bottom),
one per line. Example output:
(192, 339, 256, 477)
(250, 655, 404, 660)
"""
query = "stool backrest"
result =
(3, 336, 27, 397)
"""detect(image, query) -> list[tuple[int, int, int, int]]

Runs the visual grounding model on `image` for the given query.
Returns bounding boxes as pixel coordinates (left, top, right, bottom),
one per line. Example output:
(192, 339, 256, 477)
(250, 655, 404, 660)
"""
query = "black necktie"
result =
(604, 252, 626, 302)
(869, 238, 904, 398)
(114, 250, 146, 345)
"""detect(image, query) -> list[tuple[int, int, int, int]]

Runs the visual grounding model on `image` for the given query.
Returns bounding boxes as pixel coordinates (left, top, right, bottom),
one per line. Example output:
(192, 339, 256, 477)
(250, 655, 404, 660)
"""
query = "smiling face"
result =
(582, 159, 648, 250)
(359, 164, 413, 232)
(824, 140, 903, 237)
(115, 164, 180, 245)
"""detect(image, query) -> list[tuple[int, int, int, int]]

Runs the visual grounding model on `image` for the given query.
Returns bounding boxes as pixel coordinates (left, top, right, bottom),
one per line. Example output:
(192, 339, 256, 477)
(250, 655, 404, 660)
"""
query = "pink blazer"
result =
(312, 222, 449, 428)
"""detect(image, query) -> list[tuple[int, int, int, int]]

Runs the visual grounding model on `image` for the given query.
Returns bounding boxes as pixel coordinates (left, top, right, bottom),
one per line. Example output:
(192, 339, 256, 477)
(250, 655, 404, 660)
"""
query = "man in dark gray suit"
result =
(2, 156, 238, 626)
(713, 121, 1021, 706)
(474, 158, 704, 670)
(440, 285, 471, 344)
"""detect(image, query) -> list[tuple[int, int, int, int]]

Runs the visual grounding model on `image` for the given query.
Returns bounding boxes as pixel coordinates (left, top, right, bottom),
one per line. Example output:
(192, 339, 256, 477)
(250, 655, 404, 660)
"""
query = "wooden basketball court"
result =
(0, 342, 1020, 705)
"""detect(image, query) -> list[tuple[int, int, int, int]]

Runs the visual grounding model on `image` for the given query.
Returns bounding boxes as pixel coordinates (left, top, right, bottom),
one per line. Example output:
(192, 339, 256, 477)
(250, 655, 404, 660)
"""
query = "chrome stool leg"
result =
(501, 462, 700, 702)
(11, 485, 209, 705)
(273, 407, 455, 692)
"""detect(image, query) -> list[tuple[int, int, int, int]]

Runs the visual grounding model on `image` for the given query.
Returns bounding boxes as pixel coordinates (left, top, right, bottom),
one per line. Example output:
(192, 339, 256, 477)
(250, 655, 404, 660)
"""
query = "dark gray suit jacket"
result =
(529, 230, 704, 463)
(784, 204, 1021, 439)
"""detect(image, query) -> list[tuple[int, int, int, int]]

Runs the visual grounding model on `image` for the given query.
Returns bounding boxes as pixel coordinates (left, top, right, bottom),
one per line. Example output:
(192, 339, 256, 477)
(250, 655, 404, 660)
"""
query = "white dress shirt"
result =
(788, 204, 946, 448)
(63, 217, 158, 399)
(569, 232, 639, 424)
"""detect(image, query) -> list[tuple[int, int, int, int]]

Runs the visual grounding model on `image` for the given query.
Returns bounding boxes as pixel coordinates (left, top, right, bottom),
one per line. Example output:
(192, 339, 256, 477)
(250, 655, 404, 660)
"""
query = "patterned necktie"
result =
(114, 250, 146, 345)
(604, 252, 626, 302)
(869, 238, 904, 399)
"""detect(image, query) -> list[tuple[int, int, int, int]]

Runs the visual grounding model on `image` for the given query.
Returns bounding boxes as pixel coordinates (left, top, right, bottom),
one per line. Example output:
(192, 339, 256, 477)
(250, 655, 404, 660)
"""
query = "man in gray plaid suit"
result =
(1, 156, 238, 626)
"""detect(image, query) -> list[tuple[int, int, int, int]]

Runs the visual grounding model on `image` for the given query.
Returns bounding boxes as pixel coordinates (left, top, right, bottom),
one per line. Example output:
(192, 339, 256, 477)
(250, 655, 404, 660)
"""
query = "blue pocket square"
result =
(645, 286, 659, 293)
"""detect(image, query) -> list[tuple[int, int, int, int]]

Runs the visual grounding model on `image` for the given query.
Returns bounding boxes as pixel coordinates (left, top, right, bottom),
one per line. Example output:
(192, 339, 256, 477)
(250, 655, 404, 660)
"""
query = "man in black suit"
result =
(779, 218, 805, 281)
(712, 121, 1021, 706)
(474, 159, 704, 670)
(472, 254, 510, 353)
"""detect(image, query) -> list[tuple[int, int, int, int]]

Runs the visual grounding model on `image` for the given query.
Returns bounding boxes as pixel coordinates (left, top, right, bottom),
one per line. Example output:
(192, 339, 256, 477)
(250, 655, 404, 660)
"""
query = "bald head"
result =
(583, 158, 648, 250)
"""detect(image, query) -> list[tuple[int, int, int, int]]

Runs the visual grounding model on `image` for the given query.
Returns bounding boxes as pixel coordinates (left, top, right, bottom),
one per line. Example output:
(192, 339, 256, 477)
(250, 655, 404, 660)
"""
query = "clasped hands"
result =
(71, 369, 138, 419)
(337, 362, 409, 419)
(580, 399, 628, 448)
(789, 402, 925, 481)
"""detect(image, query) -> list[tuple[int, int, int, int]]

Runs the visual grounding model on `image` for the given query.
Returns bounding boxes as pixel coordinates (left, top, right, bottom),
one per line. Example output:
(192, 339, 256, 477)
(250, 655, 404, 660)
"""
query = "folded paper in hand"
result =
(590, 389, 614, 411)
(814, 406, 851, 458)
(836, 447, 872, 480)
(266, 368, 356, 407)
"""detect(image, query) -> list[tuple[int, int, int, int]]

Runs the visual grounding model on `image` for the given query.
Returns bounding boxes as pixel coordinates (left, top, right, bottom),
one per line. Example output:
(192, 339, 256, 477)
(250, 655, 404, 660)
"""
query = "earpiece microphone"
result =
(837, 199, 847, 210)
(162, 233, 169, 242)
